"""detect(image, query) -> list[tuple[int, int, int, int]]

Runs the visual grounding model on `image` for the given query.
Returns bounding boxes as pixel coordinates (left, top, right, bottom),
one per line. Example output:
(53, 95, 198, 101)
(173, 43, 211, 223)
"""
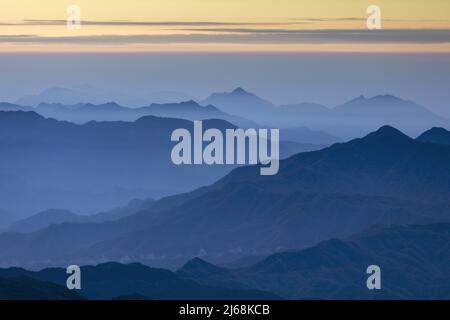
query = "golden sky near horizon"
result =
(1, 0, 450, 52)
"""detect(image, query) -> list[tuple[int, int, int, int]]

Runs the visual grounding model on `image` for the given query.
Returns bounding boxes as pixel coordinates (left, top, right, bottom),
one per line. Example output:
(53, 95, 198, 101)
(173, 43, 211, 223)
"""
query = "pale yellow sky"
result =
(1, 0, 450, 52)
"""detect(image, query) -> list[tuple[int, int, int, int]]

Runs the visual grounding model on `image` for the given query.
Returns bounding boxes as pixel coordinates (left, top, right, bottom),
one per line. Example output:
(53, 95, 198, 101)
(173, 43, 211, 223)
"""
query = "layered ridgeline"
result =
(202, 89, 450, 138)
(0, 223, 448, 300)
(1, 99, 257, 127)
(0, 111, 235, 217)
(0, 111, 314, 221)
(0, 262, 278, 300)
(7, 199, 147, 233)
(36, 100, 256, 128)
(4, 88, 449, 140)
(0, 276, 84, 300)
(177, 223, 450, 300)
(15, 86, 193, 108)
(1, 126, 450, 268)
(0, 100, 341, 145)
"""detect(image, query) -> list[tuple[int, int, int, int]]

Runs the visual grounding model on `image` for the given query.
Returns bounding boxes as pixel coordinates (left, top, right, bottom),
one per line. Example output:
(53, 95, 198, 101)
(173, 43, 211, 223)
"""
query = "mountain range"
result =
(1, 126, 450, 269)
(177, 223, 450, 300)
(33, 100, 258, 128)
(0, 262, 278, 300)
(1, 99, 341, 145)
(0, 276, 84, 300)
(16, 86, 193, 107)
(6, 87, 449, 141)
(202, 87, 275, 120)
(0, 110, 321, 223)
(202, 89, 450, 138)
(0, 111, 235, 219)
(7, 199, 147, 233)
(1, 222, 448, 300)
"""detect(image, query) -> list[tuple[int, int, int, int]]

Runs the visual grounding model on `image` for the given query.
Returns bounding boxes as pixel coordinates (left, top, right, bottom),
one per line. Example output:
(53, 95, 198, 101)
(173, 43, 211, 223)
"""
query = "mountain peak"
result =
(178, 257, 230, 279)
(232, 87, 248, 95)
(419, 126, 449, 136)
(371, 94, 404, 103)
(345, 94, 406, 106)
(180, 100, 201, 106)
(417, 127, 450, 145)
(363, 125, 412, 143)
(103, 101, 120, 106)
(180, 257, 225, 273)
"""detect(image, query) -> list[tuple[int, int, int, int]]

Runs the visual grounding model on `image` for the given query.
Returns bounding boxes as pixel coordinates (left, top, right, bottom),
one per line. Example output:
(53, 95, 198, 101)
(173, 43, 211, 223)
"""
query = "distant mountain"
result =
(17, 87, 112, 106)
(329, 95, 449, 138)
(0, 262, 279, 300)
(8, 199, 148, 233)
(34, 100, 338, 143)
(1, 126, 450, 268)
(12, 89, 450, 140)
(177, 258, 249, 290)
(0, 110, 315, 219)
(0, 111, 237, 217)
(136, 100, 258, 128)
(87, 198, 149, 223)
(8, 99, 259, 128)
(202, 88, 275, 120)
(35, 101, 134, 123)
(0, 102, 33, 112)
(416, 127, 450, 146)
(201, 90, 449, 139)
(0, 276, 83, 300)
(16, 86, 193, 107)
(272, 95, 450, 138)
(8, 210, 80, 233)
(177, 223, 450, 300)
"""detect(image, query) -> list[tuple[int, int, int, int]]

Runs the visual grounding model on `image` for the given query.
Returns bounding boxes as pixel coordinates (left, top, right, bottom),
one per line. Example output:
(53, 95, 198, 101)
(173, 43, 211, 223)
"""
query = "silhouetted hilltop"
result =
(416, 127, 450, 146)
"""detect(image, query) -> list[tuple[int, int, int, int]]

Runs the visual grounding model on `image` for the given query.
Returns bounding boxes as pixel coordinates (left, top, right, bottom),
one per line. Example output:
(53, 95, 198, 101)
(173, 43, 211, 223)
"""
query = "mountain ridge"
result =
(1, 126, 450, 268)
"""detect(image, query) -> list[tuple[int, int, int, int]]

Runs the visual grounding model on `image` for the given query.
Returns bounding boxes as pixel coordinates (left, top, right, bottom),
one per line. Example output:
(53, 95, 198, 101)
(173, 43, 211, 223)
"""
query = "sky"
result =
(0, 1, 449, 118)
(1, 0, 450, 52)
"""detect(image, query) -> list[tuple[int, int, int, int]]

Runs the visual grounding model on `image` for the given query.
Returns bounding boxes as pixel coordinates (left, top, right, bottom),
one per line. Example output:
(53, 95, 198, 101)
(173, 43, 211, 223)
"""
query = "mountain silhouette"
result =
(8, 90, 450, 140)
(416, 127, 450, 146)
(16, 86, 193, 107)
(0, 276, 84, 300)
(177, 223, 450, 299)
(34, 100, 257, 128)
(1, 126, 450, 268)
(273, 95, 450, 138)
(2, 223, 448, 299)
(0, 262, 279, 300)
(327, 95, 449, 137)
(7, 199, 148, 233)
(201, 87, 275, 120)
(0, 102, 33, 112)
(0, 111, 238, 217)
(0, 110, 317, 220)
(8, 209, 80, 233)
